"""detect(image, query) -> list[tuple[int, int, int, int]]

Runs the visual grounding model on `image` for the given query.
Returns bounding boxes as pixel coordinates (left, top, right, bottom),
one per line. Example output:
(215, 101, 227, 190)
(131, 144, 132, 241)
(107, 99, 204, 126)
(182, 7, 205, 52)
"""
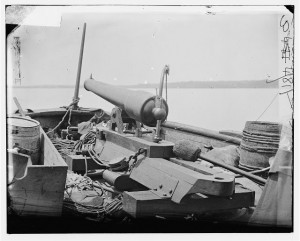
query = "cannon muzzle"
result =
(84, 77, 168, 127)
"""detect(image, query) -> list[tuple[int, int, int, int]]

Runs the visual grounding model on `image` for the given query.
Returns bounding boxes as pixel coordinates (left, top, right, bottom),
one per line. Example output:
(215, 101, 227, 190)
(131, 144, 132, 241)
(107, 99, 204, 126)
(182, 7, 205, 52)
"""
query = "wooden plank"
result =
(103, 128, 174, 158)
(162, 121, 241, 145)
(40, 127, 67, 166)
(13, 97, 26, 117)
(26, 107, 106, 117)
(9, 166, 67, 216)
(123, 185, 255, 218)
(163, 127, 239, 154)
(24, 108, 109, 131)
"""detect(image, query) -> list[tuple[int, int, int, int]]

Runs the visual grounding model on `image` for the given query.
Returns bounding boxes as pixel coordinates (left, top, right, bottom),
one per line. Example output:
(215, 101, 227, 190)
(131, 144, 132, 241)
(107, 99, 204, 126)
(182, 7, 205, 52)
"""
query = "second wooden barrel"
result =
(239, 121, 281, 169)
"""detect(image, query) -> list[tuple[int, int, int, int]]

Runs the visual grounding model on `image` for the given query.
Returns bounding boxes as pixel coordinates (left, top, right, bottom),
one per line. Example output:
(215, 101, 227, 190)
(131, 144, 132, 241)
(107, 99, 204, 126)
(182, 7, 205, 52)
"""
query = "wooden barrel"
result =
(7, 116, 41, 164)
(239, 121, 281, 169)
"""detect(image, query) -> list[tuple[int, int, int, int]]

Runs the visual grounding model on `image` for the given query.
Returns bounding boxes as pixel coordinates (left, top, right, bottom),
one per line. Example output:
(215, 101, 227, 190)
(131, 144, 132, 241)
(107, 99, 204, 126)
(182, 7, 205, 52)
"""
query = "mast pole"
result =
(73, 22, 86, 110)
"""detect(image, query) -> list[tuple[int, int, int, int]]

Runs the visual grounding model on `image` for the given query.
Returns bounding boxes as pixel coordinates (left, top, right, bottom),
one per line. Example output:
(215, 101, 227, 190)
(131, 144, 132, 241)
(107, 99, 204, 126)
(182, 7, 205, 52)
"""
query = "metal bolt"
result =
(153, 188, 157, 191)
(159, 184, 163, 189)
(169, 190, 173, 194)
(163, 193, 167, 197)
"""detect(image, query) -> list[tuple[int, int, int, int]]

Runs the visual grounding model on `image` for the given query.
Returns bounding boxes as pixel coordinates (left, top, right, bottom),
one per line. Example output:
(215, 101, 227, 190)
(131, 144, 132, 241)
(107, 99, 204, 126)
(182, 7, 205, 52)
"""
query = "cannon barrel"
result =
(84, 77, 168, 127)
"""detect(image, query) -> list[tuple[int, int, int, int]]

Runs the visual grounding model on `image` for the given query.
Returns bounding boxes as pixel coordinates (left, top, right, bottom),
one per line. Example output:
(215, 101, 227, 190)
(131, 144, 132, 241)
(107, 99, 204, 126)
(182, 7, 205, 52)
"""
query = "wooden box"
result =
(65, 154, 103, 173)
(8, 128, 68, 216)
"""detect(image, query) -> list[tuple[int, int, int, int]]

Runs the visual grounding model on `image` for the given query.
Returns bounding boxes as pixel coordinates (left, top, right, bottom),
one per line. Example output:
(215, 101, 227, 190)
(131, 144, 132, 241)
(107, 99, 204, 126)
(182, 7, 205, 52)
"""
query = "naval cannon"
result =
(80, 67, 253, 218)
(84, 76, 168, 127)
(84, 65, 170, 143)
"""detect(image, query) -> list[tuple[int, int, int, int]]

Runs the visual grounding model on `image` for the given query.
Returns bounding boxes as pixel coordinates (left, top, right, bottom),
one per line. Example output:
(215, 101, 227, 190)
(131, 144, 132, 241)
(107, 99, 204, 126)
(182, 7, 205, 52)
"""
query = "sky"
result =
(7, 6, 281, 86)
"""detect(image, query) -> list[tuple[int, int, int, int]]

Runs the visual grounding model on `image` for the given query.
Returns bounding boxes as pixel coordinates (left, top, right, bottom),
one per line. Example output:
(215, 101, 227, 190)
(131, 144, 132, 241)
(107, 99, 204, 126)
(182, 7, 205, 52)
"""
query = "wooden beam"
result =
(103, 128, 174, 158)
(123, 185, 255, 218)
(162, 121, 241, 145)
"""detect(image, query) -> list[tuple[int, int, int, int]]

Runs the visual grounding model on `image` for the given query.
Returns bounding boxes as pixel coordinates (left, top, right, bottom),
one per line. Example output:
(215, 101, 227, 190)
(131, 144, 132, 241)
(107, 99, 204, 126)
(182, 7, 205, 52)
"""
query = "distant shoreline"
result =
(8, 86, 278, 89)
(7, 80, 278, 89)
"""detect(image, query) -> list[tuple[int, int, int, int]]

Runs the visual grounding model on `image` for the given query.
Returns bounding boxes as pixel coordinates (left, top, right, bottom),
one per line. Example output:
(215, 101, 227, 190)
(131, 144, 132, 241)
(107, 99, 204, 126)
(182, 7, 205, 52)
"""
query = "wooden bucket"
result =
(239, 121, 281, 169)
(7, 116, 41, 164)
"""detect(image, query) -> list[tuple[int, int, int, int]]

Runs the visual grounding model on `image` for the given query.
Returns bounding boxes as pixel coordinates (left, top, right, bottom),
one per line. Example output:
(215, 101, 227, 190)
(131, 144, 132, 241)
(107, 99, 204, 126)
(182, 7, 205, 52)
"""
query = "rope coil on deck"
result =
(64, 172, 124, 221)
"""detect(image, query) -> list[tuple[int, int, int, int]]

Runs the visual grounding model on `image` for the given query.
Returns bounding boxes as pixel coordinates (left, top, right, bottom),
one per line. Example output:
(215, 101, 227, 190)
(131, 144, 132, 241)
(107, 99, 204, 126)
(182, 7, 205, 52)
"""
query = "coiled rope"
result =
(51, 138, 76, 159)
(73, 130, 109, 168)
(63, 172, 124, 221)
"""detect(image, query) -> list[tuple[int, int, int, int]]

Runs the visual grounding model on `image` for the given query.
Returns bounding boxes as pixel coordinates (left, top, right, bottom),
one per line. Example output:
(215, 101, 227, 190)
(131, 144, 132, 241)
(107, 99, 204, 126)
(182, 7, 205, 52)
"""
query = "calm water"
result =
(7, 87, 279, 132)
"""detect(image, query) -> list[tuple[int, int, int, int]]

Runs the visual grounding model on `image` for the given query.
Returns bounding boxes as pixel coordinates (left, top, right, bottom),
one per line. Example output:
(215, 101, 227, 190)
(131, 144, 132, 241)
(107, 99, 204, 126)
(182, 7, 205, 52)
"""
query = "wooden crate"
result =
(8, 127, 68, 216)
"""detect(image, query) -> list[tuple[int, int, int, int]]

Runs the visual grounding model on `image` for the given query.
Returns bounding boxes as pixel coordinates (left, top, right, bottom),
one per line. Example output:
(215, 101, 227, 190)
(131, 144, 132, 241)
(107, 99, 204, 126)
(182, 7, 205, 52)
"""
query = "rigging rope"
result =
(256, 93, 278, 121)
(46, 99, 79, 135)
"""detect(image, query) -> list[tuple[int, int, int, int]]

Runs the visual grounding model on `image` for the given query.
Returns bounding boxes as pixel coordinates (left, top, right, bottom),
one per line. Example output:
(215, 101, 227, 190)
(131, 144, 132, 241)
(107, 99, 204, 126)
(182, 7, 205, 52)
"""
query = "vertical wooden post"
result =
(73, 23, 86, 109)
(13, 37, 21, 85)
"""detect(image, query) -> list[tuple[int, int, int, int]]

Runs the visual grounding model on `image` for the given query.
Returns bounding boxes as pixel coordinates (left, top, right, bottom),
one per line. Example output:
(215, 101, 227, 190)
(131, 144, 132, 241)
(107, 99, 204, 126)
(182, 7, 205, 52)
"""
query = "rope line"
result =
(256, 93, 278, 121)
(46, 99, 79, 135)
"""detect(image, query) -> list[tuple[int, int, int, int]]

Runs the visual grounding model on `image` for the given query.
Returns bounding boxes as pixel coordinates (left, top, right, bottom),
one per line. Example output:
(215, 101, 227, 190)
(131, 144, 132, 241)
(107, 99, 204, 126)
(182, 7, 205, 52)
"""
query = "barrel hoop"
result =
(242, 131, 281, 140)
(245, 121, 282, 132)
(238, 162, 266, 171)
(8, 131, 40, 137)
(241, 142, 278, 150)
(241, 138, 279, 146)
(240, 144, 278, 154)
(242, 130, 281, 138)
(241, 146, 279, 153)
(244, 126, 281, 133)
(241, 137, 280, 146)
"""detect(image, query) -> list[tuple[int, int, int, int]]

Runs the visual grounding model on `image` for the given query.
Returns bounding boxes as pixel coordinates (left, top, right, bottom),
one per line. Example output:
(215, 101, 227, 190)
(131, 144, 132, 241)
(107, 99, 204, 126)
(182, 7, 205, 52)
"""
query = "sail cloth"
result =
(249, 148, 292, 227)
(202, 145, 240, 167)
